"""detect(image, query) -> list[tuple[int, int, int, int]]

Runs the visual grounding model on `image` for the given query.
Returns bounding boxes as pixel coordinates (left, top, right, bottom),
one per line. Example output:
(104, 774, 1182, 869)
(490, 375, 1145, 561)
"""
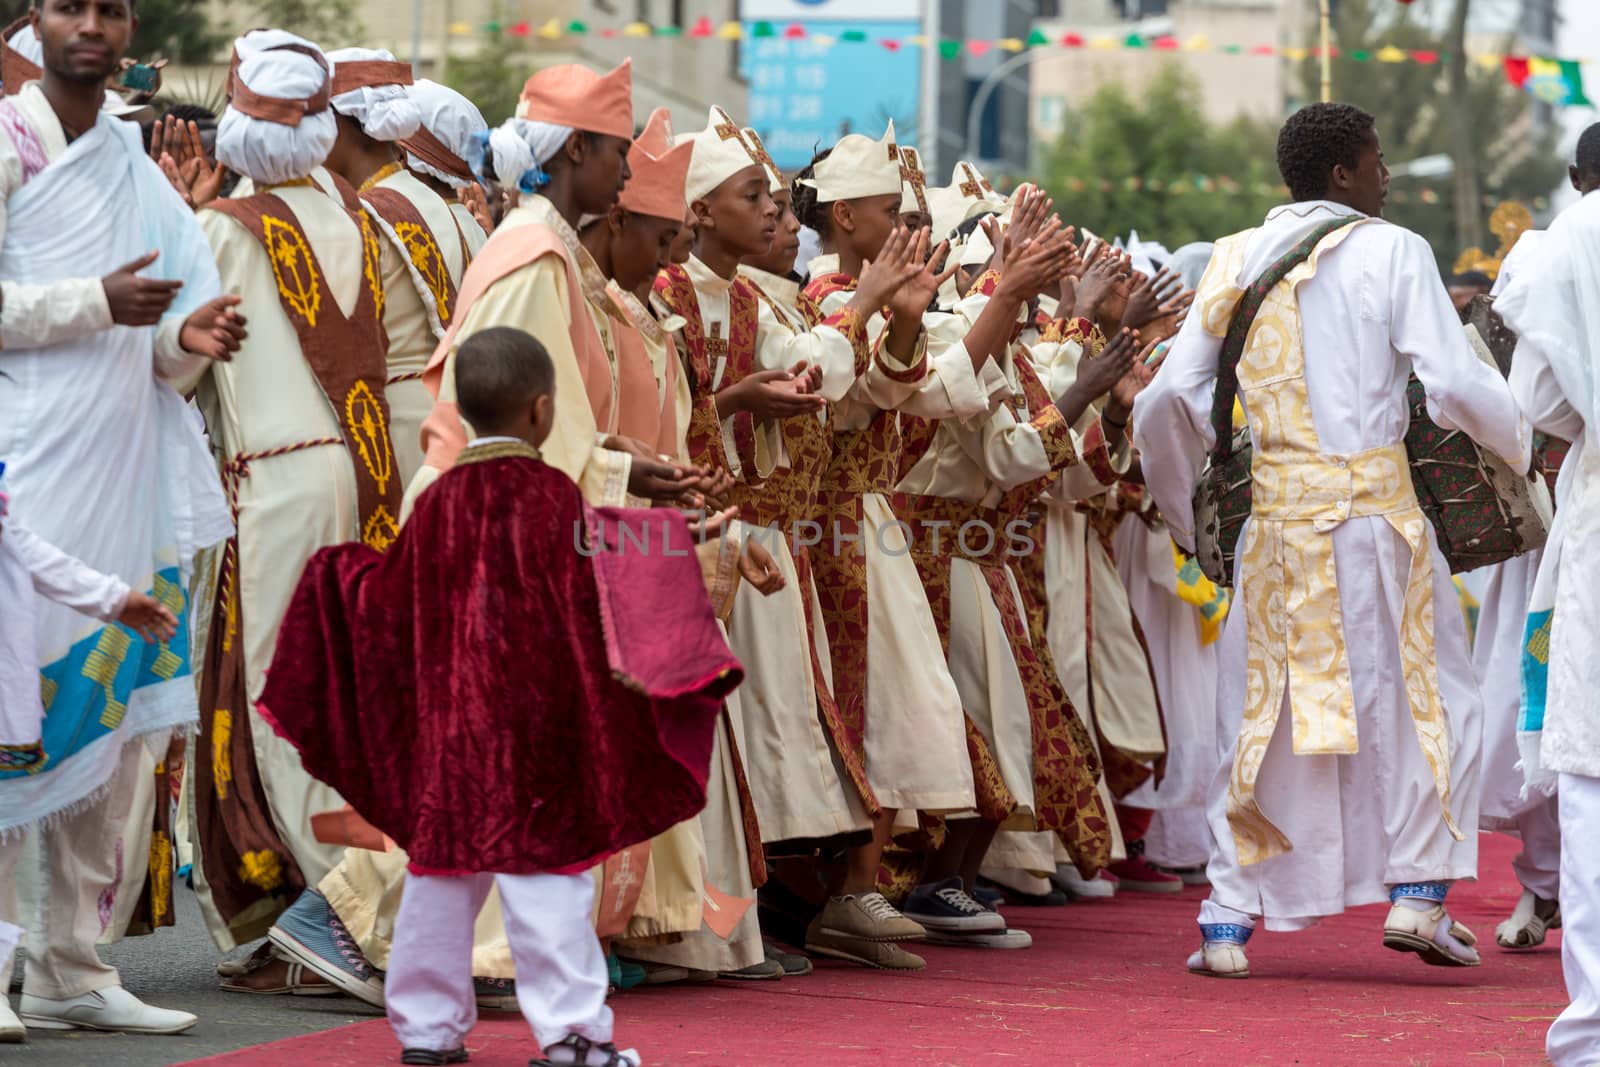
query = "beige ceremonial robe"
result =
(181, 183, 378, 944)
(362, 166, 474, 485)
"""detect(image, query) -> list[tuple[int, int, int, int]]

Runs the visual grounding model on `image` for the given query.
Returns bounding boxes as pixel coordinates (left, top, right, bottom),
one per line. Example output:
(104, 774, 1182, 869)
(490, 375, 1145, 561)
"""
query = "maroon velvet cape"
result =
(257, 449, 742, 875)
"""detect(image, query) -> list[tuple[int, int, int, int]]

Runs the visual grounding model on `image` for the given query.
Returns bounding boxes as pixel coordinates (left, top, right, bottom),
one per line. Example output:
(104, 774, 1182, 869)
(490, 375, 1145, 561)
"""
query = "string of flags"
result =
(1052, 173, 1548, 210)
(445, 15, 1593, 91)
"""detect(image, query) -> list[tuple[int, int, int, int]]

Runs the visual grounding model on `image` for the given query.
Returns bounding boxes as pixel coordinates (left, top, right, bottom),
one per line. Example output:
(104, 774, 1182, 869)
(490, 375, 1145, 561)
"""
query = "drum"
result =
(1194, 380, 1549, 587)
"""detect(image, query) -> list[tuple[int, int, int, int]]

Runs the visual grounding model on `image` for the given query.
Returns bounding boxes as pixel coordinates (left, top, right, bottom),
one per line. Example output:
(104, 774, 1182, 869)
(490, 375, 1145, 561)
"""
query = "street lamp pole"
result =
(965, 48, 1044, 167)
(920, 0, 943, 175)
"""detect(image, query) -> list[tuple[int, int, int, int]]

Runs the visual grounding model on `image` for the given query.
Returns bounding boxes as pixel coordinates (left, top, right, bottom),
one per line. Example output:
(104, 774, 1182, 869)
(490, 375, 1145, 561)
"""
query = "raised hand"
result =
(853, 224, 919, 311)
(103, 252, 183, 327)
(459, 184, 494, 235)
(1072, 249, 1124, 324)
(180, 295, 248, 362)
(887, 228, 957, 324)
(1075, 327, 1141, 402)
(1120, 268, 1186, 332)
(1109, 338, 1159, 413)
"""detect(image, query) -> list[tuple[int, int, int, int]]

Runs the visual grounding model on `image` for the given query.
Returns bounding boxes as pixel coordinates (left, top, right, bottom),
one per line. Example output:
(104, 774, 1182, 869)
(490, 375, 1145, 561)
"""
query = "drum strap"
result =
(1205, 216, 1360, 465)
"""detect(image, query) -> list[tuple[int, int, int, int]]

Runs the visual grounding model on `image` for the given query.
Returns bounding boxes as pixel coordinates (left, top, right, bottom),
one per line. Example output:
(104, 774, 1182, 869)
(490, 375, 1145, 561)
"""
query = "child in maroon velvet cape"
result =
(256, 327, 744, 1067)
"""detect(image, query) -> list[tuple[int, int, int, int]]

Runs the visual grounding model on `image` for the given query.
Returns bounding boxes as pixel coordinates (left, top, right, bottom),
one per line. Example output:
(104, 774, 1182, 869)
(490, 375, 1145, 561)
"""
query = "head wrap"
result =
(926, 160, 1008, 241)
(216, 30, 337, 186)
(516, 60, 632, 140)
(400, 78, 485, 188)
(327, 47, 420, 142)
(1, 19, 40, 96)
(797, 121, 901, 203)
(469, 117, 574, 195)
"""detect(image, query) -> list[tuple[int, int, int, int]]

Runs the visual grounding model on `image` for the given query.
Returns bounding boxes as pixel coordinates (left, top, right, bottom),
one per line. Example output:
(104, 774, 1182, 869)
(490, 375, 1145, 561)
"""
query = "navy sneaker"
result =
(901, 878, 1006, 933)
(269, 888, 386, 1007)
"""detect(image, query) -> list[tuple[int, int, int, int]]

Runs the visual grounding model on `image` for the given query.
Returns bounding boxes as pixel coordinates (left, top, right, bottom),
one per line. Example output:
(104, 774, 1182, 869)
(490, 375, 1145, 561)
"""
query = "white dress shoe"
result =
(0, 997, 25, 1043)
(1186, 941, 1250, 978)
(20, 985, 198, 1034)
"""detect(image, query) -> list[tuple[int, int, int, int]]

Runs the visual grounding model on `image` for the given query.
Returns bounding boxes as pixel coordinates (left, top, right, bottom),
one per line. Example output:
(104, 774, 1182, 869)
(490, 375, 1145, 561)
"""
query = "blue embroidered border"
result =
(1389, 881, 1448, 904)
(1199, 922, 1253, 945)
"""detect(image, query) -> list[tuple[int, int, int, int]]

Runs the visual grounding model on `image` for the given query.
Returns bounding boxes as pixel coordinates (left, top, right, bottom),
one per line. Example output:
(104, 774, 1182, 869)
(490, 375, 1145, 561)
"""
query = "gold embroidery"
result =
(360, 214, 385, 321)
(153, 573, 183, 614)
(1527, 614, 1551, 665)
(262, 216, 321, 326)
(362, 504, 400, 551)
(84, 626, 132, 729)
(238, 849, 285, 892)
(344, 380, 395, 496)
(40, 676, 57, 711)
(148, 832, 172, 927)
(1226, 222, 1458, 865)
(358, 161, 405, 193)
(394, 220, 452, 323)
(213, 708, 233, 799)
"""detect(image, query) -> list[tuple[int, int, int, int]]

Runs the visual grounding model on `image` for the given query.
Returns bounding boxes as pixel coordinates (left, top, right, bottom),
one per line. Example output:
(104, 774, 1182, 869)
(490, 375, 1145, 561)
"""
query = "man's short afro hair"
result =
(1276, 103, 1377, 203)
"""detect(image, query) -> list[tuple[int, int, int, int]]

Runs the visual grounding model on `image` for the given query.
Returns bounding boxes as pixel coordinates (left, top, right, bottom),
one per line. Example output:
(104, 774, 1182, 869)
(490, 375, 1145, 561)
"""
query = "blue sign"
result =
(740, 19, 922, 171)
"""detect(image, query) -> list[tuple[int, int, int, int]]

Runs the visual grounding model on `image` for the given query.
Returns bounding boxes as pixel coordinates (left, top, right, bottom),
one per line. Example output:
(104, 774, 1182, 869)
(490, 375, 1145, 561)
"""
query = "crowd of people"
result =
(1, 0, 1597, 1064)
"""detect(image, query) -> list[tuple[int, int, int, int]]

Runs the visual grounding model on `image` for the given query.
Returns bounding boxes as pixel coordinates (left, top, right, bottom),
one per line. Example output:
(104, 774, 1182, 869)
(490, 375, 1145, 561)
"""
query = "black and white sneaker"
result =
(902, 878, 1007, 933)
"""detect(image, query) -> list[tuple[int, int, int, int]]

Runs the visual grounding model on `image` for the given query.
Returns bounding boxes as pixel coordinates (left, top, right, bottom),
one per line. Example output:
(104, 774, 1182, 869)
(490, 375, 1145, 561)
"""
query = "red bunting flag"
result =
(507, 20, 530, 36)
(1061, 32, 1085, 47)
(688, 15, 714, 37)
(783, 22, 806, 39)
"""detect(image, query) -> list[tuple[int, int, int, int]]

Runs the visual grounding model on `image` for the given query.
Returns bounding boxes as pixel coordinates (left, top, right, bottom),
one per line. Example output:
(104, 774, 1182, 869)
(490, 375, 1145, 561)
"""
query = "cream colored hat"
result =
(927, 160, 1009, 240)
(742, 126, 785, 194)
(798, 120, 901, 203)
(684, 106, 764, 203)
(899, 146, 929, 216)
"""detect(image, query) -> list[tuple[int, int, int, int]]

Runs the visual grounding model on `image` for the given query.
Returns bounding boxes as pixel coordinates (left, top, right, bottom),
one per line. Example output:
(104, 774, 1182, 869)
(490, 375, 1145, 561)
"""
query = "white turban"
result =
(216, 30, 337, 187)
(8, 25, 41, 65)
(327, 47, 420, 142)
(468, 117, 574, 194)
(403, 79, 486, 189)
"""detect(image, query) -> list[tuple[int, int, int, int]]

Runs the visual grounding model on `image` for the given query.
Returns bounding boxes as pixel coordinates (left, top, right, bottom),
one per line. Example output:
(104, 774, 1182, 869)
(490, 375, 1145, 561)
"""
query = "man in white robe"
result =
(1496, 147, 1600, 1067)
(1134, 103, 1528, 978)
(0, 0, 241, 1037)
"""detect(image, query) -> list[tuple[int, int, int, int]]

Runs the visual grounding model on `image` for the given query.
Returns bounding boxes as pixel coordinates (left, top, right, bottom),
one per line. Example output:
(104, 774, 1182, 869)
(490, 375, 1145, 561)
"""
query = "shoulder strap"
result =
(1207, 216, 1360, 463)
(361, 184, 461, 332)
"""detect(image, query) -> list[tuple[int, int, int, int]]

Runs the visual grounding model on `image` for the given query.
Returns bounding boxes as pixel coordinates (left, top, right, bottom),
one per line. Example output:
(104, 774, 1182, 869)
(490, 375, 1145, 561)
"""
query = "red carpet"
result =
(189, 834, 1566, 1066)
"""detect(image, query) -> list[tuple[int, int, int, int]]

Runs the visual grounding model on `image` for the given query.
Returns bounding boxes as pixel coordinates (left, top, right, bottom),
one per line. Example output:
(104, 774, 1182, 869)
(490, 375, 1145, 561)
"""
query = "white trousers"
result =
(387, 870, 611, 1054)
(0, 738, 144, 1000)
(1550, 773, 1600, 1067)
(1511, 796, 1562, 901)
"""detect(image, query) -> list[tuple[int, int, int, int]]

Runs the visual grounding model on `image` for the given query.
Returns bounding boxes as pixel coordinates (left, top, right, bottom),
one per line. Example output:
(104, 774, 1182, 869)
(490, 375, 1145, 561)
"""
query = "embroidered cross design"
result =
(706, 320, 730, 388)
(609, 850, 641, 914)
(745, 130, 781, 186)
(958, 162, 992, 199)
(900, 147, 928, 213)
(713, 107, 759, 164)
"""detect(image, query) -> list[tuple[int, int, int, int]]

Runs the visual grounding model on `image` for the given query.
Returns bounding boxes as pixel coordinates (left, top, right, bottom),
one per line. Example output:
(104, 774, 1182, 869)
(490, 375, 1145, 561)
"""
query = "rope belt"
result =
(220, 438, 344, 520)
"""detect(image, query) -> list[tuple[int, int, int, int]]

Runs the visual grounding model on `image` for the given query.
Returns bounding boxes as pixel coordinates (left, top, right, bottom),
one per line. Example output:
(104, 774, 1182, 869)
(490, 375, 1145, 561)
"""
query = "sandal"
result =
(219, 944, 339, 996)
(529, 1034, 641, 1067)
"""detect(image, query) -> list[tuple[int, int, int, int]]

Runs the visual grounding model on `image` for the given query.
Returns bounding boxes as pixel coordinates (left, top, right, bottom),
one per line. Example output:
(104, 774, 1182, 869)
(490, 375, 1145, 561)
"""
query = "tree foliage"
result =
(250, 0, 363, 52)
(1038, 65, 1283, 250)
(1296, 0, 1563, 266)
(130, 0, 223, 64)
(441, 28, 532, 127)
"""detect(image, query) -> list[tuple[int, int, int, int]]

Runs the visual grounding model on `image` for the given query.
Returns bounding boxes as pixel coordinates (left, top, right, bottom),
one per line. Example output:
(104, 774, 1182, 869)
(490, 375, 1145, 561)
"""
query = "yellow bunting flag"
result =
(623, 21, 651, 37)
(1376, 45, 1408, 62)
(537, 18, 563, 39)
(717, 21, 742, 39)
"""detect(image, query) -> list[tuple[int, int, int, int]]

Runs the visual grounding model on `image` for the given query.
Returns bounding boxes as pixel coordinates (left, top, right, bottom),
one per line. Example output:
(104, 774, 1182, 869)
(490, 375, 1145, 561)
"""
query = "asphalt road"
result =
(6, 886, 378, 1067)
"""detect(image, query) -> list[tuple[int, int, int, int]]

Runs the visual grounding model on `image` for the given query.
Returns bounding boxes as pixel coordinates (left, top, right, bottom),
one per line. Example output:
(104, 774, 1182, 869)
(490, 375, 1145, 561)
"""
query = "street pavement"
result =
(7, 885, 376, 1067)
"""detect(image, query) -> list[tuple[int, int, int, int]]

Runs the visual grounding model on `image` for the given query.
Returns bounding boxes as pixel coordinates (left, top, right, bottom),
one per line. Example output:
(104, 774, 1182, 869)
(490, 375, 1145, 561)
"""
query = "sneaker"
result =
(804, 926, 927, 971)
(718, 958, 785, 981)
(971, 884, 1005, 910)
(977, 875, 1069, 908)
(763, 941, 813, 977)
(474, 976, 518, 1011)
(923, 927, 1033, 949)
(0, 998, 24, 1043)
(20, 986, 197, 1034)
(269, 888, 386, 1007)
(1107, 843, 1184, 894)
(1050, 864, 1116, 900)
(808, 892, 926, 943)
(903, 878, 1007, 933)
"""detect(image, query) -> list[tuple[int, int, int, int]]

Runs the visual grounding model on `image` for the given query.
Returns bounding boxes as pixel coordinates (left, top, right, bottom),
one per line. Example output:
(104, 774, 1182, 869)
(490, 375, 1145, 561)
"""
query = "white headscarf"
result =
(216, 30, 337, 187)
(469, 117, 574, 195)
(8, 25, 41, 65)
(404, 78, 486, 189)
(327, 47, 420, 142)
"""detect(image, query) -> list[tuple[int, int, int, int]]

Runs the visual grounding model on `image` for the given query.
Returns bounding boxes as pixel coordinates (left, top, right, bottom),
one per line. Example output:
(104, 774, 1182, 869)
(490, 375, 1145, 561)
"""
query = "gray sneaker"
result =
(269, 888, 386, 1007)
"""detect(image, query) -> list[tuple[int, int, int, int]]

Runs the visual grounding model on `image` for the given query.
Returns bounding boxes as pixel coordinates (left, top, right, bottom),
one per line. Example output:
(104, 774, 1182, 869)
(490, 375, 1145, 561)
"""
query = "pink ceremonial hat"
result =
(634, 107, 673, 156)
(517, 58, 633, 140)
(620, 129, 694, 222)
